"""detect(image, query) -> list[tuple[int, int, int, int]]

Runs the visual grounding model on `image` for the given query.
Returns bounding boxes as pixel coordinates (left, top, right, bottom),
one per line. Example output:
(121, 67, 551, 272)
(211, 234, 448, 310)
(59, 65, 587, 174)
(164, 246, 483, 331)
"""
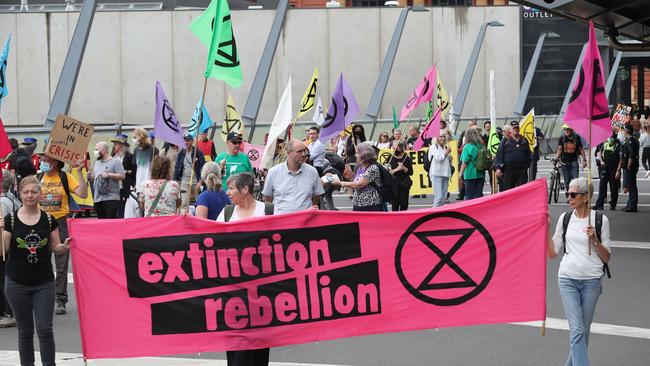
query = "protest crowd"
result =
(0, 2, 644, 364)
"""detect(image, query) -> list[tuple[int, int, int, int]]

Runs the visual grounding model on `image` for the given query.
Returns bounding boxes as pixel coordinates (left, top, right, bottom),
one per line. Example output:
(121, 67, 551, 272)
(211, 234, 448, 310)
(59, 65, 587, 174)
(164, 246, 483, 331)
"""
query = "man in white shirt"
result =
(263, 140, 324, 214)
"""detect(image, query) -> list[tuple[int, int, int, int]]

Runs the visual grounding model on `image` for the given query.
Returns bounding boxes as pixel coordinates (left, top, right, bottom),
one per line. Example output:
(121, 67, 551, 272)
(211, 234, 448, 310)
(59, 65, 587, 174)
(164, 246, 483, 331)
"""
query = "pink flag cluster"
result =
(400, 64, 437, 121)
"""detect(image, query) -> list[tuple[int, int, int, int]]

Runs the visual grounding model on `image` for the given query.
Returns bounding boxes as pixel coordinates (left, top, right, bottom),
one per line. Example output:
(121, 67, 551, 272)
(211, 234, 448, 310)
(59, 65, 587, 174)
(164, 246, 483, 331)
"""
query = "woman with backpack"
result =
(548, 177, 611, 366)
(388, 141, 413, 211)
(216, 172, 272, 365)
(332, 142, 383, 212)
(1, 175, 71, 366)
(458, 129, 485, 200)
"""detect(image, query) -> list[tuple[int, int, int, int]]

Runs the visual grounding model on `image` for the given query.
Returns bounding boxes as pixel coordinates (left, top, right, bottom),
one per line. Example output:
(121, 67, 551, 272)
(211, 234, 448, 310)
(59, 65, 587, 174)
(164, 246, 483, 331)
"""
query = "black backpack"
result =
(223, 202, 274, 222)
(561, 210, 611, 278)
(371, 162, 397, 203)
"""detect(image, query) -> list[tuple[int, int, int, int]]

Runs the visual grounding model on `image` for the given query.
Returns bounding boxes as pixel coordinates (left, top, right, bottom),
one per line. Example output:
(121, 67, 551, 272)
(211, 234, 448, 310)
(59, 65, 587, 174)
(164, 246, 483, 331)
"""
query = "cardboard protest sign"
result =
(69, 180, 547, 359)
(45, 114, 94, 165)
(611, 104, 631, 129)
(378, 141, 459, 195)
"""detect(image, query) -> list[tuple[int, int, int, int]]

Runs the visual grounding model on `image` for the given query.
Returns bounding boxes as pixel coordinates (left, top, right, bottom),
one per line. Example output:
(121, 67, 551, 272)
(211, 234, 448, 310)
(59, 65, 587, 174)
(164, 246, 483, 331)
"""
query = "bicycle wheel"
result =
(553, 173, 560, 203)
(548, 173, 555, 204)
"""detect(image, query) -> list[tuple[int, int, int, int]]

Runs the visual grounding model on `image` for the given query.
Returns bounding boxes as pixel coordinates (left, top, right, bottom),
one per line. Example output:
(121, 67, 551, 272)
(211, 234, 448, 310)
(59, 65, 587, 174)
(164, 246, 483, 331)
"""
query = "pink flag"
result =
(0, 117, 12, 159)
(413, 107, 442, 151)
(241, 141, 264, 169)
(563, 21, 610, 146)
(69, 180, 547, 359)
(400, 64, 437, 121)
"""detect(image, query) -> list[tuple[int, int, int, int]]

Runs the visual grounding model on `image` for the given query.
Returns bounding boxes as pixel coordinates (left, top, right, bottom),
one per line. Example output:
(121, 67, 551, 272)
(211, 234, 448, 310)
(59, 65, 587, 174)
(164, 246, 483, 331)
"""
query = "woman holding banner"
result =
(217, 172, 272, 366)
(1, 175, 71, 366)
(548, 177, 611, 366)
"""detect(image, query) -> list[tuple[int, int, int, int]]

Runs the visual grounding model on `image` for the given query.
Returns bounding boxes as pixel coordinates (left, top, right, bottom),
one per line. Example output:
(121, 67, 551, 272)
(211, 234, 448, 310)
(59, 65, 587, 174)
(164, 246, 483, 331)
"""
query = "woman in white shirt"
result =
(216, 172, 272, 366)
(428, 135, 452, 207)
(373, 132, 391, 149)
(547, 177, 611, 366)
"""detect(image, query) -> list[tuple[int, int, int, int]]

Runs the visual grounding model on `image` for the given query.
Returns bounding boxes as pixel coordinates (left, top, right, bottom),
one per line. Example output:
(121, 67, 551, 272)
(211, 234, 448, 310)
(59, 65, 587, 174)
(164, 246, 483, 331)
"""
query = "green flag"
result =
(488, 123, 500, 156)
(190, 0, 243, 88)
(392, 106, 399, 129)
(425, 101, 433, 122)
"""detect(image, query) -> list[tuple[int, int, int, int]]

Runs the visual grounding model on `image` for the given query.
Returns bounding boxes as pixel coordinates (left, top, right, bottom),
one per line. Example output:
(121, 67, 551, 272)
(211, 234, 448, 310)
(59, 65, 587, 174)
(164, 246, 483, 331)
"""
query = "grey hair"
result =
(227, 172, 255, 194)
(2, 169, 14, 192)
(569, 177, 593, 195)
(285, 139, 304, 153)
(200, 161, 223, 191)
(96, 141, 109, 152)
(464, 128, 482, 145)
(356, 141, 377, 166)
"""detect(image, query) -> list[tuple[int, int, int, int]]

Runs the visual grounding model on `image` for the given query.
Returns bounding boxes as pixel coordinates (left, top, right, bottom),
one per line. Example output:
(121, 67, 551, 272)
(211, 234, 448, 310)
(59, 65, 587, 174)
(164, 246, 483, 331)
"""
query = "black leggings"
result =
(5, 277, 56, 366)
(391, 185, 410, 211)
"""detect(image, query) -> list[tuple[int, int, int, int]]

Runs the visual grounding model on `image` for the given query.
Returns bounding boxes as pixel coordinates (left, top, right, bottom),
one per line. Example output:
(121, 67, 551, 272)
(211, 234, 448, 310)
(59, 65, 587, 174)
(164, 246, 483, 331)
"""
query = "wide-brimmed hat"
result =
(110, 134, 130, 147)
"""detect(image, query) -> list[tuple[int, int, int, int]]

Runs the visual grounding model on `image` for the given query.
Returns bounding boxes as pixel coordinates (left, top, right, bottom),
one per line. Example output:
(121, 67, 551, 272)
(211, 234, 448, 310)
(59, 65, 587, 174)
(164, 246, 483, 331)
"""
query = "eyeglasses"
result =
(565, 192, 586, 199)
(230, 140, 242, 145)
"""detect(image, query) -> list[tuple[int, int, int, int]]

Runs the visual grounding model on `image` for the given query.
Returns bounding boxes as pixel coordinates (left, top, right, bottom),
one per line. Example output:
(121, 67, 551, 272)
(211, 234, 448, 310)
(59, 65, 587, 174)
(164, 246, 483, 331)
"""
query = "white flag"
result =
(312, 97, 324, 126)
(260, 75, 292, 169)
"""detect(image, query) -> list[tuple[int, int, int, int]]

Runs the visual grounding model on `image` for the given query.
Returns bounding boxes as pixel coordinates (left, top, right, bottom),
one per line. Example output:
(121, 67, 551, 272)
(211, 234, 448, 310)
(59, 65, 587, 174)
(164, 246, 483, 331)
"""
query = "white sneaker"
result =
(646, 171, 650, 179)
(0, 316, 17, 328)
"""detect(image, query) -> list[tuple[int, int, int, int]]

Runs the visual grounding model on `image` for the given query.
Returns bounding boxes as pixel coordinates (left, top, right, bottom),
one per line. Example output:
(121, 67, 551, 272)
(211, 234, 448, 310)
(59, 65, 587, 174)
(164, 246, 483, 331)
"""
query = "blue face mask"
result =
(40, 162, 52, 173)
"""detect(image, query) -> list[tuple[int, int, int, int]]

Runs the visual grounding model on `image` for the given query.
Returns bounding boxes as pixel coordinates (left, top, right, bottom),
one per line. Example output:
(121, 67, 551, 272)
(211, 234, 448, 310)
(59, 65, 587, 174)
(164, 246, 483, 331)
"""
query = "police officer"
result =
(617, 124, 640, 212)
(593, 133, 621, 211)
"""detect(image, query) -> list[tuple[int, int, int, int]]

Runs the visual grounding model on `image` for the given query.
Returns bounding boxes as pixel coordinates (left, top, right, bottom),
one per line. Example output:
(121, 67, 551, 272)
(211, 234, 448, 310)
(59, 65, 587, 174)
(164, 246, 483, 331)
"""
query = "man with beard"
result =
(93, 141, 126, 219)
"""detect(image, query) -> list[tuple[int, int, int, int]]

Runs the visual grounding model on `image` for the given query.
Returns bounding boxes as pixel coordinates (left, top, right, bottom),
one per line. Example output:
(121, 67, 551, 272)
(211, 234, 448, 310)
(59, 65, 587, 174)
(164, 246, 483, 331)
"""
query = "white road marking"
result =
(512, 317, 650, 340)
(0, 352, 350, 366)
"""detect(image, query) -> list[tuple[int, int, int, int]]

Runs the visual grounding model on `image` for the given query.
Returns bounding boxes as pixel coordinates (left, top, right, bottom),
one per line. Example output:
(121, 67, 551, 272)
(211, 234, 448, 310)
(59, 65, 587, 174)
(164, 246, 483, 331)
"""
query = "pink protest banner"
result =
(400, 64, 437, 121)
(69, 180, 547, 360)
(563, 21, 610, 146)
(241, 142, 264, 169)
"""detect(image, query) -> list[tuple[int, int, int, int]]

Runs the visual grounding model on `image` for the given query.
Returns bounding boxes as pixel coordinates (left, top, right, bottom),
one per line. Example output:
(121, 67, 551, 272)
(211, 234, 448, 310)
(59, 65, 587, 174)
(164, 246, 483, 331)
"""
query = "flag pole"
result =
(587, 116, 592, 255)
(1, 203, 4, 261)
(186, 76, 209, 212)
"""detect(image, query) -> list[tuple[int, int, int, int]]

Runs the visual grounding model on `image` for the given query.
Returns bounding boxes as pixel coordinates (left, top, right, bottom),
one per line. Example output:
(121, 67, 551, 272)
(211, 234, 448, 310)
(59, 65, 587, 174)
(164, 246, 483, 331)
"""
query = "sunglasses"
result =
(565, 192, 586, 199)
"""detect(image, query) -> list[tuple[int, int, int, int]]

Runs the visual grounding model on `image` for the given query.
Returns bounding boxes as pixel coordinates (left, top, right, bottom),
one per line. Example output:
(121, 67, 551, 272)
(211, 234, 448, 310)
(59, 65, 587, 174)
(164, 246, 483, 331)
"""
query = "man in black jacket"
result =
(494, 121, 531, 191)
(593, 134, 621, 211)
(111, 134, 134, 218)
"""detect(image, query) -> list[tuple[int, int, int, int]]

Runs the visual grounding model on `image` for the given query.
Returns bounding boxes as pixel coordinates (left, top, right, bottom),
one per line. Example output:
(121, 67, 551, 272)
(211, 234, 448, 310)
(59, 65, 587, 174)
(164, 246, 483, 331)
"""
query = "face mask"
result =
(94, 151, 101, 160)
(132, 138, 140, 145)
(617, 132, 626, 143)
(40, 162, 52, 173)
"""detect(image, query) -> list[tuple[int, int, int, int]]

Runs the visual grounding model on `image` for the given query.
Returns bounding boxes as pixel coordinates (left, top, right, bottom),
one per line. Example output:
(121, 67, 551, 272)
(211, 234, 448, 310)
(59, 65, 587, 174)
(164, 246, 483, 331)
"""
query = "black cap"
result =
(623, 123, 633, 134)
(183, 134, 193, 141)
(510, 121, 520, 128)
(227, 132, 242, 142)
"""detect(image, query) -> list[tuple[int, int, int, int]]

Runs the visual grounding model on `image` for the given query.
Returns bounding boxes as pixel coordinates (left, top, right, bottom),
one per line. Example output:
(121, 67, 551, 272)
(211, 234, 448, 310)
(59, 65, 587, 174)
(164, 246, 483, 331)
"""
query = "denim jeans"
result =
(558, 277, 602, 366)
(561, 160, 580, 189)
(432, 176, 449, 207)
(4, 277, 56, 366)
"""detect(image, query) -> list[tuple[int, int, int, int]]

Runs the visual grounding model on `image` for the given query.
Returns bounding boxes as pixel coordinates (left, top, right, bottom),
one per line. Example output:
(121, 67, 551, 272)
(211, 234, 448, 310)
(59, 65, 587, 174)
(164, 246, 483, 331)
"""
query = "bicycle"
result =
(544, 155, 565, 204)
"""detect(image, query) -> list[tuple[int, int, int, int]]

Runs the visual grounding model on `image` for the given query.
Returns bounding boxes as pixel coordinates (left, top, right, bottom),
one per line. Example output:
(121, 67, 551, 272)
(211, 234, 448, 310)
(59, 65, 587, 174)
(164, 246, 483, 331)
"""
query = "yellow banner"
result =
(71, 167, 94, 209)
(378, 141, 459, 196)
(436, 74, 451, 121)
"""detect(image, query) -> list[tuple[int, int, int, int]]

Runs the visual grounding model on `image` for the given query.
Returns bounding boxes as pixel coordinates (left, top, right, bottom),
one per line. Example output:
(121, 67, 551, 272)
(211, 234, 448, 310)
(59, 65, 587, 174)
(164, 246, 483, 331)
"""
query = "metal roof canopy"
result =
(513, 0, 650, 50)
